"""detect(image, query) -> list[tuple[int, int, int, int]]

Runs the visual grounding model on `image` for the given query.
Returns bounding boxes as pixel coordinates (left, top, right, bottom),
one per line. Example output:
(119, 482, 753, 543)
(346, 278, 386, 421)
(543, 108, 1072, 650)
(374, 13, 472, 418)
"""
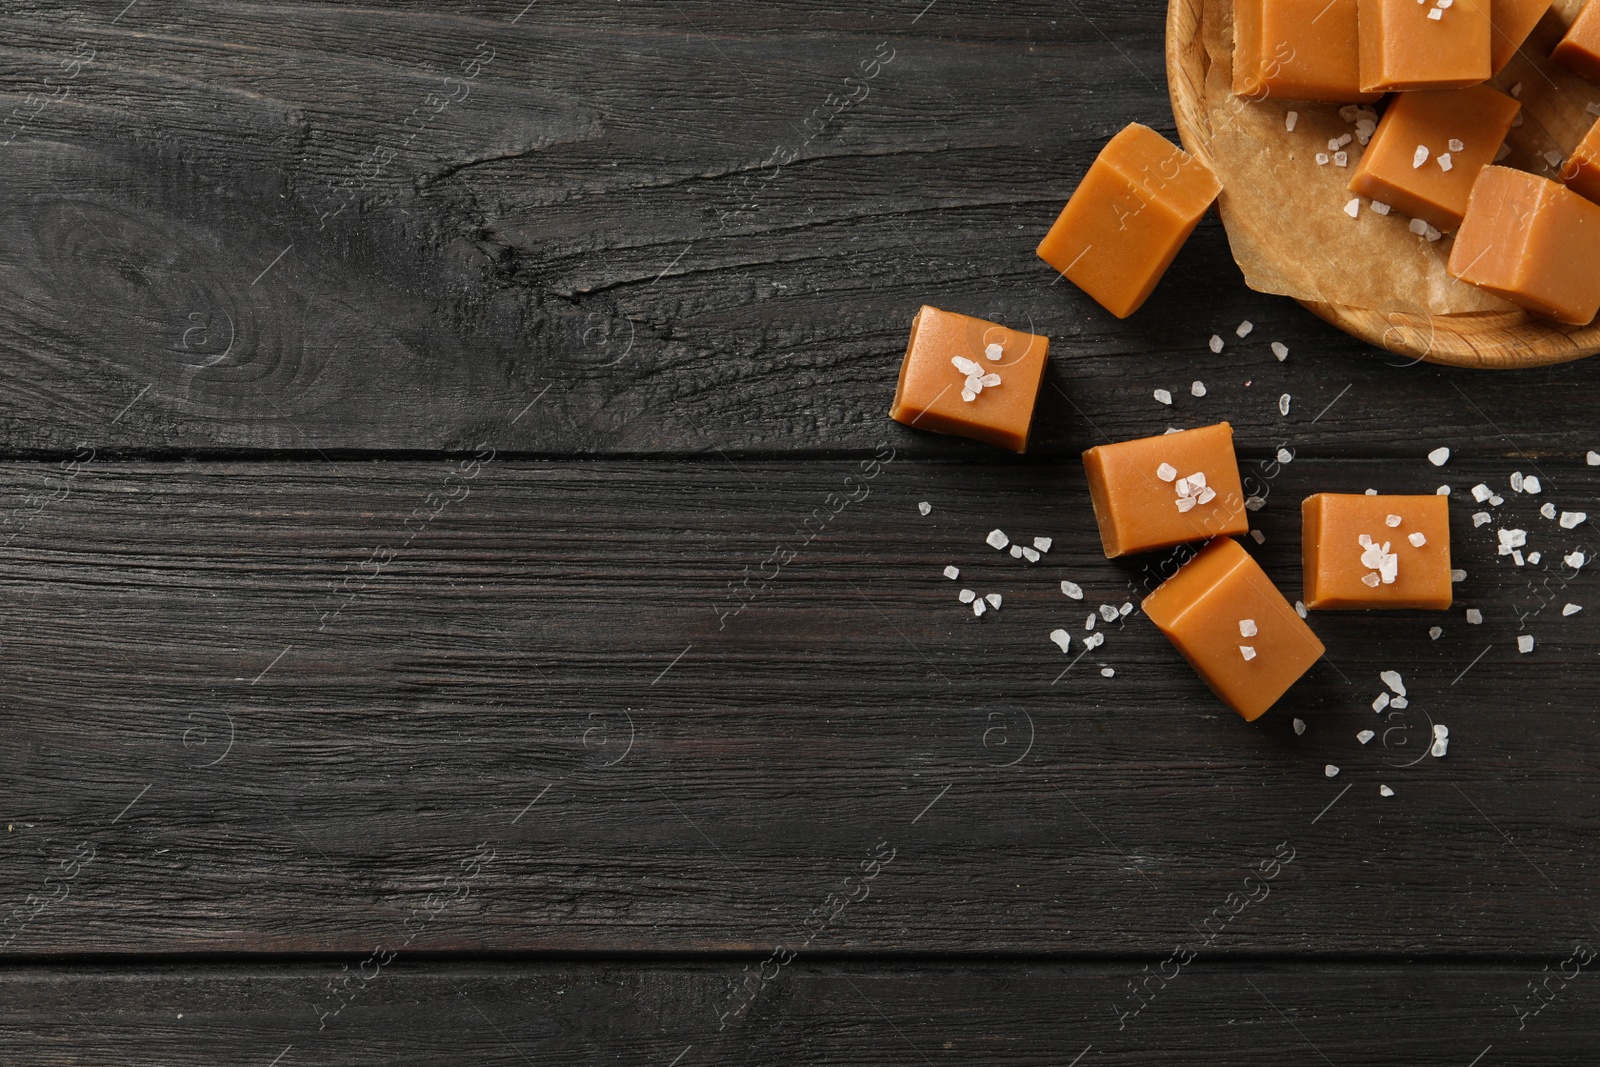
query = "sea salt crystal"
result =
(1358, 729, 1375, 744)
(1431, 736, 1449, 757)
(1277, 448, 1294, 464)
(1344, 197, 1360, 217)
(1437, 486, 1451, 495)
(1495, 143, 1511, 161)
(1246, 496, 1266, 511)
(1061, 580, 1084, 599)
(1034, 536, 1053, 552)
(1295, 600, 1308, 618)
(1120, 602, 1133, 616)
(1561, 511, 1589, 529)
(1386, 514, 1403, 527)
(1050, 629, 1072, 652)
(1293, 718, 1307, 735)
(1518, 634, 1535, 653)
(1466, 608, 1483, 623)
(1010, 544, 1024, 559)
(1545, 150, 1564, 168)
(1541, 502, 1558, 519)
(973, 598, 986, 617)
(1325, 764, 1340, 777)
(1335, 151, 1349, 168)
(1409, 217, 1428, 235)
(1100, 604, 1120, 622)
(1239, 619, 1258, 637)
(1511, 471, 1525, 492)
(1176, 496, 1197, 513)
(986, 593, 1002, 609)
(1157, 462, 1178, 482)
(959, 588, 976, 603)
(1589, 451, 1600, 465)
(1428, 446, 1450, 466)
(1563, 603, 1582, 616)
(1373, 692, 1391, 712)
(1471, 484, 1493, 502)
(943, 565, 960, 580)
(1472, 512, 1491, 527)
(1240, 645, 1257, 660)
(1154, 388, 1173, 405)
(1448, 138, 1465, 152)
(1371, 201, 1391, 215)
(1279, 393, 1291, 416)
(1285, 111, 1298, 132)
(1437, 152, 1453, 171)
(1490, 494, 1503, 505)
(1192, 380, 1207, 397)
(987, 529, 1009, 550)
(1250, 530, 1265, 544)
(1237, 320, 1254, 337)
(1101, 667, 1115, 678)
(1429, 626, 1442, 639)
(1391, 696, 1408, 709)
(1316, 152, 1330, 166)
(1424, 224, 1442, 242)
(1529, 552, 1541, 564)
(1524, 475, 1542, 494)
(1413, 145, 1430, 168)
(1567, 550, 1588, 569)
(1084, 632, 1105, 650)
(1380, 784, 1394, 797)
(1271, 342, 1289, 361)
(919, 501, 932, 515)
(984, 342, 1004, 361)
(1209, 335, 1224, 353)
(1021, 546, 1041, 563)
(1086, 614, 1096, 630)
(1427, 7, 1442, 17)
(1409, 532, 1427, 547)
(1381, 671, 1405, 695)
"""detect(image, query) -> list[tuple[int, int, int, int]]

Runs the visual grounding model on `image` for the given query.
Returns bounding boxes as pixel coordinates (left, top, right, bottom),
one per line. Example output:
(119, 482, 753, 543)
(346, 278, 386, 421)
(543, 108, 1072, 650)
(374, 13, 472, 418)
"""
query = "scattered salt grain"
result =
(973, 598, 986, 617)
(1240, 619, 1258, 637)
(1010, 544, 1024, 559)
(1382, 671, 1406, 696)
(918, 501, 932, 516)
(1279, 393, 1291, 416)
(986, 593, 1002, 609)
(1449, 138, 1465, 152)
(1434, 724, 1448, 740)
(1437, 485, 1451, 495)
(1154, 388, 1173, 405)
(1293, 718, 1307, 735)
(1563, 603, 1582, 616)
(1437, 152, 1454, 171)
(1518, 634, 1535, 653)
(1192, 380, 1208, 397)
(1335, 151, 1349, 167)
(959, 588, 976, 604)
(1391, 696, 1408, 709)
(1295, 600, 1308, 618)
(1316, 152, 1330, 166)
(1061, 580, 1084, 600)
(1561, 511, 1587, 528)
(1358, 729, 1375, 744)
(1277, 447, 1294, 464)
(1545, 150, 1564, 169)
(1157, 462, 1178, 482)
(1021, 546, 1041, 563)
(1371, 201, 1392, 215)
(1285, 111, 1298, 132)
(987, 529, 1009, 550)
(984, 342, 1004, 362)
(1472, 511, 1491, 527)
(1529, 552, 1541, 565)
(1250, 529, 1266, 544)
(1365, 488, 1378, 495)
(1237, 320, 1254, 337)
(1567, 550, 1588, 569)
(1541, 502, 1558, 519)
(1409, 217, 1428, 235)
(1344, 197, 1360, 217)
(1271, 341, 1289, 361)
(1409, 532, 1427, 547)
(1380, 784, 1394, 797)
(1427, 7, 1441, 17)
(943, 565, 960, 580)
(1086, 614, 1097, 630)
(1428, 446, 1450, 466)
(1240, 645, 1257, 661)
(1490, 494, 1503, 505)
(1209, 335, 1224, 353)
(1101, 667, 1115, 678)
(1386, 514, 1403, 527)
(1466, 608, 1483, 624)
(1429, 626, 1443, 639)
(1431, 736, 1449, 757)
(1589, 451, 1600, 466)
(1413, 144, 1430, 168)
(1100, 604, 1120, 622)
(1373, 692, 1391, 712)
(1246, 496, 1266, 511)
(1084, 632, 1105, 650)
(1325, 764, 1340, 778)
(1524, 475, 1543, 494)
(1034, 536, 1053, 552)
(1050, 629, 1072, 652)
(1120, 602, 1133, 616)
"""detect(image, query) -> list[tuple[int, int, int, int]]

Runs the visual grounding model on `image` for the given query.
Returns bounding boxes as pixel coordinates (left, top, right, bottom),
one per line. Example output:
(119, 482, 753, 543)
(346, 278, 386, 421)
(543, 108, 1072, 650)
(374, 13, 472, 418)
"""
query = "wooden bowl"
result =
(1166, 0, 1600, 368)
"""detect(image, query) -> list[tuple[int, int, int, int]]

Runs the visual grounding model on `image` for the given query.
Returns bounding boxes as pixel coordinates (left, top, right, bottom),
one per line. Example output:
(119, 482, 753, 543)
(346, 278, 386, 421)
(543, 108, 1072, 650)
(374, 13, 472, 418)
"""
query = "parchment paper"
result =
(1195, 0, 1592, 314)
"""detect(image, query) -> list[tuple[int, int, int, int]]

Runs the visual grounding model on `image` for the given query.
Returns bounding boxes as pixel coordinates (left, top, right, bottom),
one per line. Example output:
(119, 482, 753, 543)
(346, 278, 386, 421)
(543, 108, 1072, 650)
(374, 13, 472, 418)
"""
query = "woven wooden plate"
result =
(1166, 0, 1600, 368)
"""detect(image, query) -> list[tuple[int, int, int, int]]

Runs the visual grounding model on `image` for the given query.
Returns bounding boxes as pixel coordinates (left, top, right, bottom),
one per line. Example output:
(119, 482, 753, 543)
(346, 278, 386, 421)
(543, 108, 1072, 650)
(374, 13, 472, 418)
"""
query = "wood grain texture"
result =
(0, 458, 1594, 956)
(0, 961, 1593, 1065)
(2, 2, 1600, 455)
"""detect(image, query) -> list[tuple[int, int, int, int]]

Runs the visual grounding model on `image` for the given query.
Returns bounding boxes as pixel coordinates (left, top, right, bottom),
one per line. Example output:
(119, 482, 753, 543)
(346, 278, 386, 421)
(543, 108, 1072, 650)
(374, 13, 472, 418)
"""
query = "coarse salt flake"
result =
(1277, 447, 1294, 464)
(1279, 393, 1291, 416)
(1437, 485, 1451, 495)
(1237, 320, 1254, 337)
(1246, 496, 1266, 511)
(1034, 536, 1053, 552)
(1518, 634, 1535, 653)
(1381, 670, 1406, 696)
(1589, 451, 1600, 466)
(1293, 718, 1307, 735)
(1448, 138, 1465, 152)
(1240, 645, 1257, 661)
(1466, 608, 1483, 624)
(1567, 550, 1588, 569)
(1271, 342, 1289, 361)
(1409, 531, 1427, 547)
(1061, 580, 1083, 599)
(1429, 626, 1443, 639)
(959, 588, 976, 603)
(1010, 544, 1024, 559)
(1471, 483, 1493, 502)
(1344, 197, 1360, 217)
(1021, 546, 1041, 563)
(1427, 6, 1442, 16)
(1316, 152, 1330, 166)
(1120, 602, 1133, 616)
(1250, 530, 1265, 544)
(1437, 153, 1453, 171)
(1334, 151, 1349, 167)
(1086, 614, 1097, 630)
(1373, 692, 1391, 712)
(1561, 511, 1587, 528)
(1154, 388, 1173, 405)
(1431, 737, 1449, 757)
(1285, 111, 1298, 132)
(986, 529, 1009, 550)
(1563, 603, 1582, 616)
(1295, 600, 1308, 618)
(984, 342, 1003, 361)
(1380, 784, 1394, 797)
(973, 598, 986, 617)
(1084, 632, 1105, 649)
(1541, 502, 1558, 519)
(1156, 462, 1178, 482)
(1325, 764, 1340, 777)
(1472, 512, 1491, 527)
(1428, 446, 1450, 466)
(1191, 380, 1207, 397)
(1239, 619, 1258, 637)
(1371, 201, 1392, 215)
(1413, 145, 1430, 168)
(1358, 729, 1375, 744)
(1101, 667, 1115, 678)
(1209, 335, 1224, 353)
(1546, 150, 1564, 168)
(918, 501, 932, 516)
(943, 565, 960, 580)
(1524, 475, 1542, 494)
(1100, 603, 1120, 622)
(986, 593, 1002, 609)
(1386, 514, 1403, 527)
(1050, 629, 1071, 652)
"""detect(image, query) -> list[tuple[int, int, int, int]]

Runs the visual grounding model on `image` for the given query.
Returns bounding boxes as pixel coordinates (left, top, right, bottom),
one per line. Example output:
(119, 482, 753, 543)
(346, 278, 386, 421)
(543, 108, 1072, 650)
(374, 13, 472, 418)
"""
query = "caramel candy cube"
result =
(1082, 423, 1249, 559)
(1448, 165, 1600, 325)
(1559, 115, 1600, 203)
(888, 306, 1049, 452)
(1359, 0, 1491, 91)
(1347, 85, 1520, 232)
(1553, 0, 1600, 82)
(1302, 494, 1452, 610)
(1037, 123, 1222, 319)
(1491, 0, 1553, 73)
(1233, 0, 1381, 102)
(1144, 537, 1326, 721)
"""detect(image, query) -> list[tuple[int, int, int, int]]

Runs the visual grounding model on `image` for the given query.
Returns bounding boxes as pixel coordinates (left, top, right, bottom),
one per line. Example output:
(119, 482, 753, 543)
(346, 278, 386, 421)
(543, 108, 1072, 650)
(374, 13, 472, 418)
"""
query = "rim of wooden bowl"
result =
(1164, 0, 1600, 369)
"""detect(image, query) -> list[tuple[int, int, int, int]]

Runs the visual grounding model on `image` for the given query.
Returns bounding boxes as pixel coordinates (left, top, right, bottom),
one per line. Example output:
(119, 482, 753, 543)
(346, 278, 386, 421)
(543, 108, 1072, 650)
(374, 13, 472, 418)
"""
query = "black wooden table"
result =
(2, 2, 1596, 1062)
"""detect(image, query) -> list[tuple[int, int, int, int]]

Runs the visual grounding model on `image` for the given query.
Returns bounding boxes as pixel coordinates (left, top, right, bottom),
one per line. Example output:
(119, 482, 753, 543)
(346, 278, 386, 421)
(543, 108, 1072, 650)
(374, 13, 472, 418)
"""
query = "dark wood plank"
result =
(1, 960, 1593, 1064)
(0, 456, 1594, 955)
(1, 3, 1598, 456)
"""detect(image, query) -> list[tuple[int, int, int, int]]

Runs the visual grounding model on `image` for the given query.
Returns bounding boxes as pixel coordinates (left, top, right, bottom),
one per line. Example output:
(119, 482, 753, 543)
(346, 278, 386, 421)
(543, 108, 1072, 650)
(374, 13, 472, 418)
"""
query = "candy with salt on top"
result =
(1358, 0, 1491, 90)
(1232, 0, 1380, 101)
(1554, 0, 1600, 83)
(1082, 422, 1249, 558)
(1142, 537, 1326, 721)
(1036, 123, 1221, 319)
(889, 306, 1050, 452)
(1448, 166, 1600, 325)
(1302, 493, 1453, 609)
(1347, 86, 1519, 232)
